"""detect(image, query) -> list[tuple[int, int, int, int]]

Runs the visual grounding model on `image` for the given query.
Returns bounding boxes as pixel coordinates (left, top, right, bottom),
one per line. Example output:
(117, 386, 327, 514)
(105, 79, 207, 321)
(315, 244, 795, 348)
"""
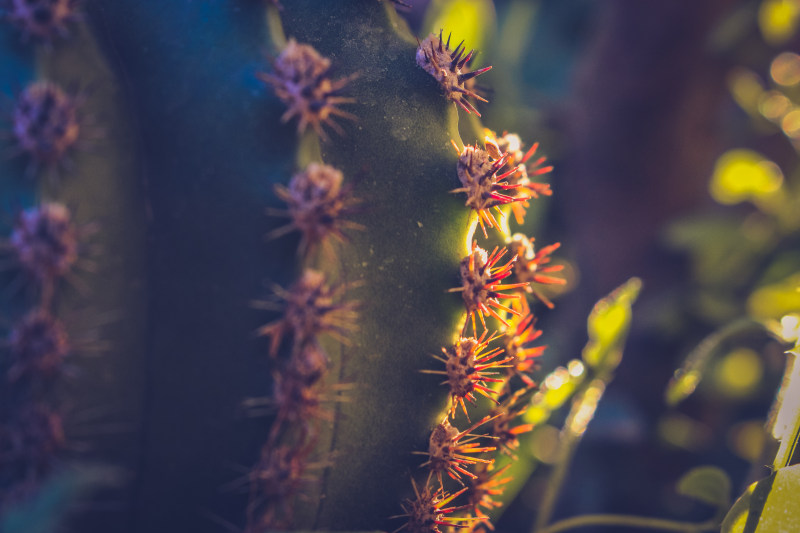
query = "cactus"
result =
(0, 1, 576, 532)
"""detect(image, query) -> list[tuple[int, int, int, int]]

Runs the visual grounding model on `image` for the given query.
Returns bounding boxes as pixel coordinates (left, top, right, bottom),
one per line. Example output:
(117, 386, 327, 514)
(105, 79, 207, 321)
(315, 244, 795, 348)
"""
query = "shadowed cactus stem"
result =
(0, 1, 568, 531)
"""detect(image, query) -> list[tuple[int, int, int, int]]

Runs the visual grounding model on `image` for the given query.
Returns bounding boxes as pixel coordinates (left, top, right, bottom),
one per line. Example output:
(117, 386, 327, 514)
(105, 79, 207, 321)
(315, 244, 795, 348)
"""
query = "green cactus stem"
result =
(275, 1, 473, 529)
(2, 0, 539, 530)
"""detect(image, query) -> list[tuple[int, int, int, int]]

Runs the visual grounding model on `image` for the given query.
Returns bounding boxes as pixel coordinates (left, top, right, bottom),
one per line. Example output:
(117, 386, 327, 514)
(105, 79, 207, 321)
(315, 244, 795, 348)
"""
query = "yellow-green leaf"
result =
(423, 0, 496, 54)
(748, 273, 800, 321)
(710, 150, 784, 206)
(721, 479, 759, 533)
(723, 465, 800, 532)
(583, 278, 641, 371)
(676, 466, 732, 508)
(753, 464, 800, 531)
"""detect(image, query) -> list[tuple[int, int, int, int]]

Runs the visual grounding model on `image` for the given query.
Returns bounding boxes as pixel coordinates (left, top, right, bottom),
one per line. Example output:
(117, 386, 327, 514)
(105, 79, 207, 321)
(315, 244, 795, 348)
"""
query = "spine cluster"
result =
(0, 1, 88, 506)
(257, 38, 356, 141)
(256, 11, 565, 531)
(394, 35, 566, 533)
(248, 33, 359, 532)
(1, 3, 570, 531)
(2, 0, 80, 44)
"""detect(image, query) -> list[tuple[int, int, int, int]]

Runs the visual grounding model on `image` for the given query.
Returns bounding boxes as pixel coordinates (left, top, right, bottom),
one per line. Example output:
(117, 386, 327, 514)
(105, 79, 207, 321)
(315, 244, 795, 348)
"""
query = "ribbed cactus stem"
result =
(276, 1, 470, 529)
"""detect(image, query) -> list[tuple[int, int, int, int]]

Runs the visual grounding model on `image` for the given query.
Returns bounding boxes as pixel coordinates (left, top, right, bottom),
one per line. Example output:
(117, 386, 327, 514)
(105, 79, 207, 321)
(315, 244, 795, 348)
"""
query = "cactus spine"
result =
(0, 1, 562, 532)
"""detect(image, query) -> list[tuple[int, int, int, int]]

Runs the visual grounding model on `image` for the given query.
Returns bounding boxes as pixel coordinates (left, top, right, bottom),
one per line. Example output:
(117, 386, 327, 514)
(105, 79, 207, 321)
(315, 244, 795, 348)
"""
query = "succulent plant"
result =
(0, 1, 576, 532)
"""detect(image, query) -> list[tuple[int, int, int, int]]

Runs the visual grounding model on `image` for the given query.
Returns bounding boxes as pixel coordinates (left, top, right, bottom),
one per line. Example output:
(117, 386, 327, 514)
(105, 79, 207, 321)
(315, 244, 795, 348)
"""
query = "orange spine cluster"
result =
(394, 34, 566, 533)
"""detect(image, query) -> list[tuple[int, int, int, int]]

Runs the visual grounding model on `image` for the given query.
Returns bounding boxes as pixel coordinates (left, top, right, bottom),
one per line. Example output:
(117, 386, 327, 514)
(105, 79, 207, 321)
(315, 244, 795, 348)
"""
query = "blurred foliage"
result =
(666, 0, 800, 400)
(6, 0, 796, 530)
(479, 278, 641, 527)
(722, 464, 800, 532)
(712, 348, 764, 399)
(530, 280, 641, 530)
(525, 360, 587, 427)
(709, 150, 784, 206)
(583, 278, 641, 372)
(676, 466, 732, 510)
(422, 0, 496, 54)
(664, 2, 800, 529)
(759, 0, 800, 44)
(666, 319, 765, 406)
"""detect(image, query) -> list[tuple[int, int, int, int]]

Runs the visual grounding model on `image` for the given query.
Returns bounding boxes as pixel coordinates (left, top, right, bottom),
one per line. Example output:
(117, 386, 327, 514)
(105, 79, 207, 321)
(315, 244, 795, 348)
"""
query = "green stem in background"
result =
(665, 318, 767, 407)
(532, 278, 641, 533)
(533, 426, 581, 532)
(536, 513, 718, 533)
(533, 378, 606, 532)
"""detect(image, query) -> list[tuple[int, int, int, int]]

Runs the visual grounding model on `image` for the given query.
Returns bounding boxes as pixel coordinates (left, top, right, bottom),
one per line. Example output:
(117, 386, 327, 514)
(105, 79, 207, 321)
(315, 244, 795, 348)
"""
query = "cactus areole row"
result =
(0, 1, 563, 532)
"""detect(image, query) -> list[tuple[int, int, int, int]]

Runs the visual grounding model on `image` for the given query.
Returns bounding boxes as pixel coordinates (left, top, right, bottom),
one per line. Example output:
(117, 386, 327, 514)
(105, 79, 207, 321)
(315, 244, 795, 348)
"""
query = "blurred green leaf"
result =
(583, 277, 641, 372)
(423, 0, 496, 54)
(748, 273, 800, 321)
(707, 3, 759, 52)
(721, 478, 761, 533)
(665, 214, 775, 288)
(759, 0, 800, 46)
(723, 465, 800, 532)
(710, 149, 784, 206)
(752, 465, 800, 532)
(728, 68, 767, 117)
(676, 466, 732, 508)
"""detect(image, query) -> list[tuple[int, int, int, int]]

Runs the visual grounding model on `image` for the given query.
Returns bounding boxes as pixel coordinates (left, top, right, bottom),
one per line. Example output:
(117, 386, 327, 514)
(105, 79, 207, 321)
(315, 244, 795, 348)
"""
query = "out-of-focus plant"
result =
(658, 1, 800, 531)
(2, 1, 800, 532)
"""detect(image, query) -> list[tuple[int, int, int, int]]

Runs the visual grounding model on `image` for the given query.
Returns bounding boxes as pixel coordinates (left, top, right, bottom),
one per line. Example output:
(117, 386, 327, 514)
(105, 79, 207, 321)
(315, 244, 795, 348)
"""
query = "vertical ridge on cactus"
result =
(279, 1, 469, 528)
(509, 235, 565, 308)
(485, 130, 554, 225)
(255, 269, 359, 358)
(464, 463, 513, 530)
(501, 298, 546, 386)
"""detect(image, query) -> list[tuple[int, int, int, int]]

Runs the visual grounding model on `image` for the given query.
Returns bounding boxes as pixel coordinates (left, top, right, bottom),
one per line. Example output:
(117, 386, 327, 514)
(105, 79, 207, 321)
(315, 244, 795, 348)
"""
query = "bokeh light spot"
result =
(710, 149, 784, 205)
(771, 52, 800, 86)
(712, 348, 763, 399)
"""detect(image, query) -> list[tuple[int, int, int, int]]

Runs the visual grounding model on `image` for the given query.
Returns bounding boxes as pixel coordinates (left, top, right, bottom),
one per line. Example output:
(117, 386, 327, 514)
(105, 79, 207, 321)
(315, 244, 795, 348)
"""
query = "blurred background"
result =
(401, 0, 800, 530)
(2, 1, 799, 531)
